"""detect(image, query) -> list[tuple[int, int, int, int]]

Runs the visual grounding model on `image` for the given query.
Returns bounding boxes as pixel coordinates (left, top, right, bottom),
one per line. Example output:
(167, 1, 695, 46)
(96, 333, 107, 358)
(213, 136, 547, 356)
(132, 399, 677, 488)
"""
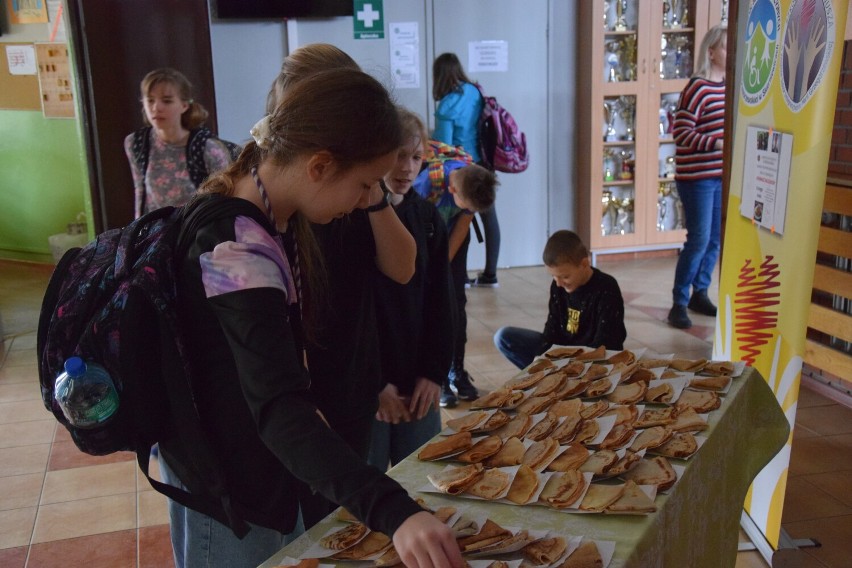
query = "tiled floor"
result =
(1, 254, 850, 567)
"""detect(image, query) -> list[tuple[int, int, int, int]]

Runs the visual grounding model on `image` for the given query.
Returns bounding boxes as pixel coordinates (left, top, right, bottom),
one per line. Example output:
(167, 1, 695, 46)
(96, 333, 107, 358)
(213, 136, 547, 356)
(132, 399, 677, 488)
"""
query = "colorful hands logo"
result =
(781, 0, 834, 111)
(741, 0, 780, 105)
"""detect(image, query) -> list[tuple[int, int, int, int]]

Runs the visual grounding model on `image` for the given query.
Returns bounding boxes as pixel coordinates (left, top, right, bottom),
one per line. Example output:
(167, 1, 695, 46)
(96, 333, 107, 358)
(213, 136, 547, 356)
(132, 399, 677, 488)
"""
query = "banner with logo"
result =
(715, 0, 848, 553)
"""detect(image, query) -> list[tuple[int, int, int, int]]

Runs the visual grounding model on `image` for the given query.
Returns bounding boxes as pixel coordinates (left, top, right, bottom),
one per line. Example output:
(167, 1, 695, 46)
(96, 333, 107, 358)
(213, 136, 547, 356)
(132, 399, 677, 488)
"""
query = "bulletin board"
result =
(0, 43, 42, 110)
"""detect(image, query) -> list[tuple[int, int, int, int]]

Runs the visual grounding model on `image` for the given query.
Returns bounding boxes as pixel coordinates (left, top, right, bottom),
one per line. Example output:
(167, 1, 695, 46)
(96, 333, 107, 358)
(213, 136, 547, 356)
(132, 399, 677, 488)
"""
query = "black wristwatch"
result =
(366, 187, 392, 213)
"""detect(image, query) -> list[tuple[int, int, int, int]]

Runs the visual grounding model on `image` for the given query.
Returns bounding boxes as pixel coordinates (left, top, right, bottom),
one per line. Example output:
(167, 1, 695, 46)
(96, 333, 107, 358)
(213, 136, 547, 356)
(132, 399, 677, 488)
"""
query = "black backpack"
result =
(37, 194, 266, 538)
(131, 126, 242, 210)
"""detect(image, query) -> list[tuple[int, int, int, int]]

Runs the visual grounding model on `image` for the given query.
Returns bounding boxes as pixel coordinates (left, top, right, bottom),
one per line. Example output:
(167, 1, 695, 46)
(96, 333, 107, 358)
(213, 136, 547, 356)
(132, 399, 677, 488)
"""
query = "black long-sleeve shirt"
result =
(542, 268, 626, 350)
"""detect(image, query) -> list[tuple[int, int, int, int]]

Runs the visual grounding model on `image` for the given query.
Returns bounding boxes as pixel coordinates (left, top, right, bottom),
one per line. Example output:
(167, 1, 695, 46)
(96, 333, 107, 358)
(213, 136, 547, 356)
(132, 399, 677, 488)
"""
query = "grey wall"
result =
(208, 0, 578, 268)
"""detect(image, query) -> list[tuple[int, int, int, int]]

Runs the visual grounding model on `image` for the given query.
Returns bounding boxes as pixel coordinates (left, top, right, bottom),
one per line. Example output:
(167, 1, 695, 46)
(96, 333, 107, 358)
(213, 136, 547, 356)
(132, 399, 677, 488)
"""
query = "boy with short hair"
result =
(494, 230, 627, 370)
(413, 141, 498, 407)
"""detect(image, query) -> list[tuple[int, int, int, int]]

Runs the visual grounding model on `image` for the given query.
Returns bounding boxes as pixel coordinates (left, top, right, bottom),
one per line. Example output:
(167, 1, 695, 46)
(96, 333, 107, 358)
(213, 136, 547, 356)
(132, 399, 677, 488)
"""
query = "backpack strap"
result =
(186, 128, 244, 188)
(132, 127, 153, 214)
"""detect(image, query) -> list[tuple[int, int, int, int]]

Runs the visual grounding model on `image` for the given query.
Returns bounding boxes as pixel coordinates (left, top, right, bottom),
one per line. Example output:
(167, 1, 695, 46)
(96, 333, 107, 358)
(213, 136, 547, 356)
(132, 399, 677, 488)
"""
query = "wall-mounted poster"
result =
(7, 0, 49, 24)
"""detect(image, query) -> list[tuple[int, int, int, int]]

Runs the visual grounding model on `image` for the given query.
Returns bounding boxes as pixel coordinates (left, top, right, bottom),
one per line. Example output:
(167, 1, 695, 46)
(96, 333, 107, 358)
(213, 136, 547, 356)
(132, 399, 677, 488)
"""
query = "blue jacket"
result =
(434, 82, 483, 163)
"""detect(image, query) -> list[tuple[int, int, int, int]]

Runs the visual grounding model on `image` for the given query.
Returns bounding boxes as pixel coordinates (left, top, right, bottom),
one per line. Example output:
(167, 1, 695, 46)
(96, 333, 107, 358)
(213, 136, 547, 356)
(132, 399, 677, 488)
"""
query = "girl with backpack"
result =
(124, 68, 236, 218)
(163, 68, 462, 568)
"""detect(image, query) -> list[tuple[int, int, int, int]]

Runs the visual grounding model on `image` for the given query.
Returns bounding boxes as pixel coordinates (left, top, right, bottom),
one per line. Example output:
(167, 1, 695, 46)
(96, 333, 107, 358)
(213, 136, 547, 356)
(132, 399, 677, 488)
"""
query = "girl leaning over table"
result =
(158, 68, 463, 568)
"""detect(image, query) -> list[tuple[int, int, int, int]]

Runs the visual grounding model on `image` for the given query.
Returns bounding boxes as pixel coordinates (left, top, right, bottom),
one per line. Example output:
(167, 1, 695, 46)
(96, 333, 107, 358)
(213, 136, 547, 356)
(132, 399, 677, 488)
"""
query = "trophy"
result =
(618, 96, 635, 141)
(660, 36, 669, 79)
(604, 0, 612, 30)
(664, 155, 676, 178)
(614, 0, 628, 31)
(601, 190, 618, 236)
(603, 148, 617, 181)
(662, 1, 671, 28)
(657, 182, 680, 231)
(605, 40, 622, 82)
(621, 34, 637, 81)
(672, 35, 692, 79)
(615, 196, 635, 234)
(603, 99, 619, 141)
(669, 0, 683, 28)
(619, 149, 634, 180)
(659, 107, 669, 137)
(721, 0, 729, 25)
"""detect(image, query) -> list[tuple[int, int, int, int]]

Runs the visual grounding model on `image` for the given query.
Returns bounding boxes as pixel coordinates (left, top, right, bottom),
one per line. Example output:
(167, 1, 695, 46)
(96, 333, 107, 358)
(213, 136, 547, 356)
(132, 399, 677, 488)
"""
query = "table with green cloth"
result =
(261, 367, 789, 568)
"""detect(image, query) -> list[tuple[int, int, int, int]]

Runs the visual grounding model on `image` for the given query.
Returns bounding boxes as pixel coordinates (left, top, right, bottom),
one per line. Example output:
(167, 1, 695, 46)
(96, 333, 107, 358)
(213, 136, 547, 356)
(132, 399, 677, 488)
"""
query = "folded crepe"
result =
(605, 480, 657, 514)
(669, 407, 708, 433)
(574, 345, 606, 361)
(598, 424, 635, 450)
(629, 426, 673, 452)
(532, 373, 566, 397)
(634, 407, 676, 428)
(538, 470, 587, 509)
(602, 404, 639, 426)
(623, 367, 657, 384)
(668, 358, 708, 372)
(465, 467, 512, 500)
(644, 382, 674, 404)
(544, 346, 584, 359)
(516, 394, 557, 416)
(456, 519, 512, 553)
(606, 349, 636, 366)
(551, 413, 582, 444)
(527, 358, 556, 374)
(525, 411, 560, 441)
(621, 455, 677, 492)
(637, 358, 672, 369)
(522, 437, 561, 472)
(418, 431, 472, 461)
(607, 382, 647, 405)
(476, 530, 534, 556)
(555, 377, 592, 399)
(446, 411, 489, 432)
(653, 432, 699, 458)
(331, 531, 391, 560)
(580, 400, 610, 420)
(484, 436, 526, 467)
(702, 360, 735, 376)
(689, 376, 732, 392)
(319, 522, 369, 550)
(547, 443, 590, 472)
(579, 449, 619, 474)
(675, 390, 721, 414)
(579, 482, 625, 512)
(523, 536, 568, 565)
(427, 463, 485, 495)
(561, 539, 604, 568)
(456, 435, 503, 464)
(472, 410, 512, 433)
(506, 464, 540, 504)
(549, 398, 583, 418)
(574, 419, 601, 445)
(585, 377, 613, 398)
(561, 359, 588, 377)
(606, 449, 644, 477)
(494, 413, 533, 440)
(583, 363, 610, 381)
(470, 389, 513, 409)
(504, 370, 550, 391)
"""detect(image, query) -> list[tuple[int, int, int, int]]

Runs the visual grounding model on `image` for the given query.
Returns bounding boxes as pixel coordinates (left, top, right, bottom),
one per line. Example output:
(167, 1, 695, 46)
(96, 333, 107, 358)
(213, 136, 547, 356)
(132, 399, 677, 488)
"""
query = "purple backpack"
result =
(475, 83, 529, 174)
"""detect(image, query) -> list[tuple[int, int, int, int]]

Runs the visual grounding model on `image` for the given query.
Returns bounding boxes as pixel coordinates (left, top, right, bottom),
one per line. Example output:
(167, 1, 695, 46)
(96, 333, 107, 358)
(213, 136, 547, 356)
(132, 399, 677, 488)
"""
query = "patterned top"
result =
(673, 77, 726, 181)
(124, 129, 231, 216)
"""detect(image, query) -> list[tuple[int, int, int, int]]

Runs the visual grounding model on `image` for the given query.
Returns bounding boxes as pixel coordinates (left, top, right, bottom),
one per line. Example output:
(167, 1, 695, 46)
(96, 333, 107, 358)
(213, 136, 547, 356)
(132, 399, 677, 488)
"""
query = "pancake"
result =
(547, 443, 590, 471)
(506, 464, 540, 504)
(456, 435, 503, 463)
(484, 436, 526, 467)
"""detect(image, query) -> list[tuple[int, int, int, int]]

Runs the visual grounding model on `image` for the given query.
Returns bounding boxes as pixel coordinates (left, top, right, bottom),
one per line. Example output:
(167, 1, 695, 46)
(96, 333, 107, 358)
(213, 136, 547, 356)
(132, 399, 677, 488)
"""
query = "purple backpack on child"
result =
(475, 83, 529, 174)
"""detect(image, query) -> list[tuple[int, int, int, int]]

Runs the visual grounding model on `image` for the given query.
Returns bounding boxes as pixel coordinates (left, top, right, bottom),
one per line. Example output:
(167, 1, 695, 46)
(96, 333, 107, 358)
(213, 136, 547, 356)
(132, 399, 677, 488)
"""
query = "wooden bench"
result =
(804, 179, 852, 399)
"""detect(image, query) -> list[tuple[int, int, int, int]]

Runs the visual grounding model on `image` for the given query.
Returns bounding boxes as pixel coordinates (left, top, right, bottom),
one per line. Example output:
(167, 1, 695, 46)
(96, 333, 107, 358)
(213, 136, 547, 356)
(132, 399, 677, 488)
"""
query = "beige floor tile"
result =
(31, 493, 136, 544)
(0, 399, 50, 424)
(41, 461, 136, 504)
(0, 473, 44, 511)
(734, 550, 770, 568)
(137, 490, 170, 527)
(0, 420, 56, 449)
(0, 444, 50, 477)
(3, 349, 37, 367)
(0, 364, 38, 385)
(0, 507, 37, 549)
(8, 333, 37, 351)
(0, 381, 42, 403)
(136, 455, 163, 487)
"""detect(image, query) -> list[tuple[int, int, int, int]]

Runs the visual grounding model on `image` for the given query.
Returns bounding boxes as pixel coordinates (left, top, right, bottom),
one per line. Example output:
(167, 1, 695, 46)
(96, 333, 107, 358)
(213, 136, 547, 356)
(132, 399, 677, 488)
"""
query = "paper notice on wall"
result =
(389, 22, 419, 89)
(47, 0, 67, 42)
(468, 40, 508, 72)
(6, 44, 37, 75)
(739, 125, 793, 235)
(36, 43, 75, 118)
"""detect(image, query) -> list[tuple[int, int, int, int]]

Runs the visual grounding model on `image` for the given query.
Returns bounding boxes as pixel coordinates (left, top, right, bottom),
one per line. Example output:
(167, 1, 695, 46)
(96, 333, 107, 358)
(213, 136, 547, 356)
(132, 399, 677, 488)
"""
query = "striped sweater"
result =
(673, 77, 726, 180)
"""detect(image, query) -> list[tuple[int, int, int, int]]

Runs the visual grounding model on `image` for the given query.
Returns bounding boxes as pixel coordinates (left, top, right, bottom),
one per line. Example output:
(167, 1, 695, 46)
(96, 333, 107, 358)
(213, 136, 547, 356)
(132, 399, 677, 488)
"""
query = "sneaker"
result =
(464, 276, 472, 289)
(451, 369, 479, 401)
(472, 272, 499, 288)
(667, 304, 692, 329)
(440, 381, 458, 408)
(688, 290, 718, 317)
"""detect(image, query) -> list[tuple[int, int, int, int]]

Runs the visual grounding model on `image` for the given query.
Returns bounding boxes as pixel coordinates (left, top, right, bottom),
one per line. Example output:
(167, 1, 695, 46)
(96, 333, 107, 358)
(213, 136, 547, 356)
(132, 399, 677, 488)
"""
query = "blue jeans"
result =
(158, 458, 304, 568)
(672, 177, 721, 307)
(368, 406, 441, 469)
(494, 327, 551, 370)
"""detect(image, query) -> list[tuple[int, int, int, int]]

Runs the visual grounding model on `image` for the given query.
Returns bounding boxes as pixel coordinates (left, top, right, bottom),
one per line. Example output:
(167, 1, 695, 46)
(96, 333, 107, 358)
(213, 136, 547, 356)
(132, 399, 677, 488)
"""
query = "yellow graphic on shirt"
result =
(566, 308, 580, 334)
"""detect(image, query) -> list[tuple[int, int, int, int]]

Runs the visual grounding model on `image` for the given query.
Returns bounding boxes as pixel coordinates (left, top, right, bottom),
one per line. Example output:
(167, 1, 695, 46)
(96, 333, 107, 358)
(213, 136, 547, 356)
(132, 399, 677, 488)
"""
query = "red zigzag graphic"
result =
(735, 256, 781, 365)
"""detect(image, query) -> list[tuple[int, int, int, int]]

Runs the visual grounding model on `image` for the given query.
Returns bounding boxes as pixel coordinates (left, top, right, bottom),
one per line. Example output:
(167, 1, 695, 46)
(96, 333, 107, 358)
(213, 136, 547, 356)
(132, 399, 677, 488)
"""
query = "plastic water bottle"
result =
(54, 357, 120, 428)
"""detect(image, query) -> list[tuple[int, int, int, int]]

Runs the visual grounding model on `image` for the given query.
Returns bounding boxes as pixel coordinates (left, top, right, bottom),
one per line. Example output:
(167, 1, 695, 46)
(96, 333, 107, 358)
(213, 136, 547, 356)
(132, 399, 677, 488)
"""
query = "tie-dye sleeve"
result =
(199, 215, 297, 304)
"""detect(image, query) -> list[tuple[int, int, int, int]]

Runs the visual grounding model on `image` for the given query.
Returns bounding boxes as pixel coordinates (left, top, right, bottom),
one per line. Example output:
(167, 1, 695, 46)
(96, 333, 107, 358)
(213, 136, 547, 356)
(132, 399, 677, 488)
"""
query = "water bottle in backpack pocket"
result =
(54, 357, 119, 428)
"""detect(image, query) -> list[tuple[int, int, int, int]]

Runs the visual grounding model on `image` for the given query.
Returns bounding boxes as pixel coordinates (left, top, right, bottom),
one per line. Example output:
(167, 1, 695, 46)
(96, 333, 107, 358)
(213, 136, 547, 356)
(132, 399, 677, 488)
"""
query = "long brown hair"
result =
(266, 43, 359, 114)
(201, 69, 402, 335)
(139, 68, 208, 130)
(432, 52, 472, 101)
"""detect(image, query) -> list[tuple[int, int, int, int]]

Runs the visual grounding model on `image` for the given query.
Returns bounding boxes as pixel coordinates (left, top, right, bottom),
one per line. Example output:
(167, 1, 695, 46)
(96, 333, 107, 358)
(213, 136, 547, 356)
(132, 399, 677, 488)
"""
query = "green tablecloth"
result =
(261, 367, 788, 568)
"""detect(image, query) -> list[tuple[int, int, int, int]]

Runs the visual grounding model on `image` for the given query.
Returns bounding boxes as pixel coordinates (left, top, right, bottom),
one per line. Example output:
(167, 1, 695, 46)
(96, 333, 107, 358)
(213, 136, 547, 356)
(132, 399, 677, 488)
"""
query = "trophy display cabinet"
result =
(576, 0, 727, 258)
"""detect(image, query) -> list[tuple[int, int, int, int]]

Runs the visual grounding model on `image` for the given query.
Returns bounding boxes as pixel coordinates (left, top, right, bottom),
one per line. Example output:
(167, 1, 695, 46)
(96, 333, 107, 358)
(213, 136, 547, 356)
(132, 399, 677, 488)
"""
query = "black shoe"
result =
(440, 381, 458, 408)
(472, 272, 499, 288)
(451, 369, 479, 401)
(667, 304, 692, 329)
(688, 290, 717, 317)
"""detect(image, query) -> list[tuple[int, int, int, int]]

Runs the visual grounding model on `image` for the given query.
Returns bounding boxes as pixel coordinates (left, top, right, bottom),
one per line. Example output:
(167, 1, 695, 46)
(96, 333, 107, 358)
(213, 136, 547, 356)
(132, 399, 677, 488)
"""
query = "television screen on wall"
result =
(215, 0, 354, 19)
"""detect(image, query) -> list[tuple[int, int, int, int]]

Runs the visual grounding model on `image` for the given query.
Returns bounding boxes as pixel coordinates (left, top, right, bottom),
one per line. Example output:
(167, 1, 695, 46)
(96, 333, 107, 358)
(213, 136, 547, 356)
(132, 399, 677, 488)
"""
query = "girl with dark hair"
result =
(161, 68, 462, 568)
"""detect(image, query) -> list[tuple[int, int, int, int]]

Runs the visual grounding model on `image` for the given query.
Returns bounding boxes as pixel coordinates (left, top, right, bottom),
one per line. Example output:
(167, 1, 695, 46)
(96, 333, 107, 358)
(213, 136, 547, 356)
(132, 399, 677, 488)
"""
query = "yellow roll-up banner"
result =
(716, 0, 848, 552)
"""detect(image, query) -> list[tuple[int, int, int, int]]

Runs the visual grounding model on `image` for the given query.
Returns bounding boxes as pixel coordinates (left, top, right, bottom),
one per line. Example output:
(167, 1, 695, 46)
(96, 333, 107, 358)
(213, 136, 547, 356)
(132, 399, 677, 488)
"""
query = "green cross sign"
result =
(353, 0, 384, 39)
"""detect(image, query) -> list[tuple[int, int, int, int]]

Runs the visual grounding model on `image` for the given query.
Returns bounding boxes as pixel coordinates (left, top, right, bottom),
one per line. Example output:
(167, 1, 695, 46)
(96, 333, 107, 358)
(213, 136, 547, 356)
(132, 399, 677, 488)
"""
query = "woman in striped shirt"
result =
(668, 25, 728, 330)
